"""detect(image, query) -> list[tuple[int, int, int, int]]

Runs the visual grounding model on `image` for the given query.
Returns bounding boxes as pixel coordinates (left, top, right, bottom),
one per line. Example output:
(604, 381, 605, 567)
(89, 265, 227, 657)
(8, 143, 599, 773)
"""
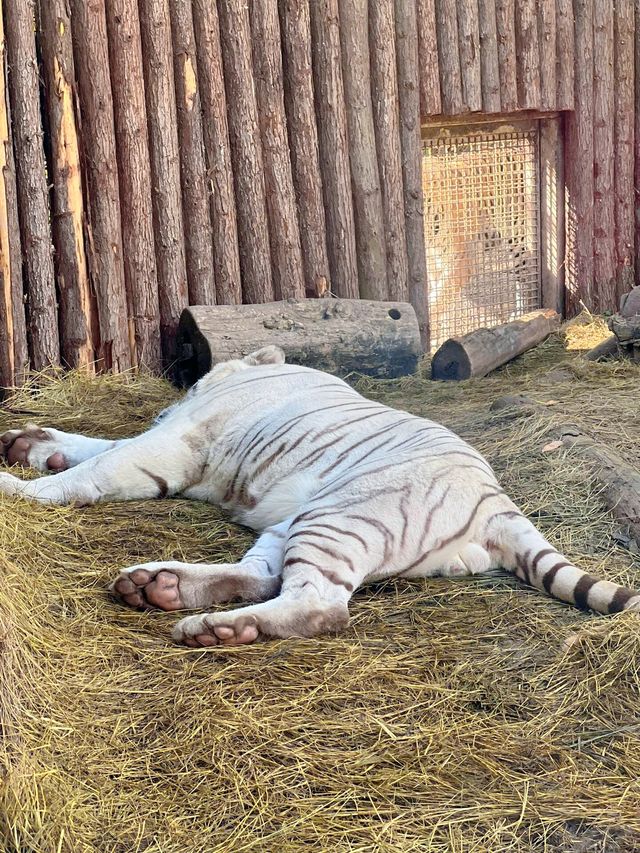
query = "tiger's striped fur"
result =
(1, 346, 638, 647)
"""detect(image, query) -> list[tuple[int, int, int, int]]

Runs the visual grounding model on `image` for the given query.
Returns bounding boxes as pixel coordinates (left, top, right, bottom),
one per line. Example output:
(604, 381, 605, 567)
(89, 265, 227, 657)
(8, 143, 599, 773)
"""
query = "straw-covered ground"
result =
(1, 316, 640, 852)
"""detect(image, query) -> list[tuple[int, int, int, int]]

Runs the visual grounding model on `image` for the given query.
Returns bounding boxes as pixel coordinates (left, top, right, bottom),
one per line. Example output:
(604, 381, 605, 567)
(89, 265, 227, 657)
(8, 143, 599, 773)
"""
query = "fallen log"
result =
(431, 309, 560, 381)
(584, 334, 619, 361)
(491, 394, 640, 547)
(174, 299, 422, 386)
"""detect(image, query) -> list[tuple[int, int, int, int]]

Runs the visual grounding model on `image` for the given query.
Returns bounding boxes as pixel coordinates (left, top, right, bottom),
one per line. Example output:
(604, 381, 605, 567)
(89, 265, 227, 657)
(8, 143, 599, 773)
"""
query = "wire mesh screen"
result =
(422, 123, 541, 350)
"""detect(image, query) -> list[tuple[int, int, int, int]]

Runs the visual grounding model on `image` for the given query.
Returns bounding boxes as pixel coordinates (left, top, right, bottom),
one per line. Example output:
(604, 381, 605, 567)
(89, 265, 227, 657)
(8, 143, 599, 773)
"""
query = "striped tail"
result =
(486, 509, 640, 615)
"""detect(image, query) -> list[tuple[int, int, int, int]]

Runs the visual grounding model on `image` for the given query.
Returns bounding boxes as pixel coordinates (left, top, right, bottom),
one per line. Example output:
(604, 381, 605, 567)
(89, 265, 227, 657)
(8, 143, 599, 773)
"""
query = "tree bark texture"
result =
(250, 0, 305, 301)
(5, 0, 60, 370)
(614, 0, 634, 302)
(0, 1, 16, 386)
(170, 0, 216, 307)
(38, 0, 96, 371)
(434, 0, 464, 114)
(279, 0, 331, 297)
(515, 0, 540, 109)
(174, 299, 422, 387)
(536, 0, 556, 111)
(105, 0, 162, 371)
(217, 0, 273, 304)
(555, 0, 574, 110)
(635, 0, 640, 285)
(339, 0, 387, 300)
(431, 310, 560, 381)
(138, 0, 189, 362)
(416, 0, 442, 117)
(192, 0, 241, 304)
(593, 0, 615, 311)
(369, 0, 409, 302)
(495, 0, 518, 112)
(395, 0, 430, 349)
(478, 0, 500, 113)
(456, 0, 482, 112)
(308, 0, 359, 299)
(565, 0, 594, 314)
(70, 0, 131, 371)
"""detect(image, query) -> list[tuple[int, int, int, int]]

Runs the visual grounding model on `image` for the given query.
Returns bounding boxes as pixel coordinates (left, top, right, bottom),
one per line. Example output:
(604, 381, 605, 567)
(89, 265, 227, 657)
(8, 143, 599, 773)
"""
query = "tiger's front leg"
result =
(1, 425, 127, 472)
(0, 426, 196, 506)
(110, 520, 291, 612)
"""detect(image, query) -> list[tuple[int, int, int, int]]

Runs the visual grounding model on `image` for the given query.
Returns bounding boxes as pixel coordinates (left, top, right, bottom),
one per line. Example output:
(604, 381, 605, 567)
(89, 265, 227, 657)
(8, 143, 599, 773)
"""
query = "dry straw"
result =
(1, 317, 640, 852)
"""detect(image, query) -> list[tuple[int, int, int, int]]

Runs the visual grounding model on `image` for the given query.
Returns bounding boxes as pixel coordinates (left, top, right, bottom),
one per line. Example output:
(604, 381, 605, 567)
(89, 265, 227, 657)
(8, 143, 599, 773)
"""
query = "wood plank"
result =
(613, 0, 634, 302)
(555, 0, 574, 109)
(478, 0, 501, 113)
(416, 0, 442, 116)
(370, 0, 409, 301)
(456, 0, 482, 111)
(495, 0, 518, 111)
(537, 0, 556, 110)
(515, 0, 541, 109)
(434, 0, 464, 114)
(540, 119, 565, 315)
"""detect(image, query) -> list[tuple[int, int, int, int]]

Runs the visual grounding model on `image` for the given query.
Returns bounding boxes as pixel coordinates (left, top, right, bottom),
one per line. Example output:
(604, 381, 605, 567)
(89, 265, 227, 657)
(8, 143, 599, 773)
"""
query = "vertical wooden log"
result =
(434, 0, 464, 114)
(416, 0, 442, 117)
(635, 0, 640, 285)
(38, 0, 96, 371)
(217, 0, 273, 304)
(279, 0, 331, 297)
(138, 0, 189, 359)
(339, 0, 387, 300)
(105, 0, 162, 371)
(370, 0, 408, 302)
(1, 39, 27, 380)
(5, 0, 60, 369)
(70, 0, 131, 371)
(564, 0, 594, 314)
(456, 0, 482, 112)
(537, 0, 556, 111)
(495, 0, 518, 112)
(515, 0, 541, 109)
(192, 0, 241, 304)
(308, 0, 359, 298)
(555, 0, 574, 110)
(478, 0, 500, 113)
(395, 0, 430, 348)
(250, 0, 305, 301)
(0, 1, 15, 386)
(592, 0, 615, 311)
(614, 0, 634, 301)
(170, 0, 216, 307)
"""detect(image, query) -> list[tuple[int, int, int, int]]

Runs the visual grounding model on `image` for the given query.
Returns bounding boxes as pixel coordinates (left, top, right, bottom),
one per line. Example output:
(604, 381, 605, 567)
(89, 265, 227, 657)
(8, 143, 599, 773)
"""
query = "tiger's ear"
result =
(243, 345, 286, 366)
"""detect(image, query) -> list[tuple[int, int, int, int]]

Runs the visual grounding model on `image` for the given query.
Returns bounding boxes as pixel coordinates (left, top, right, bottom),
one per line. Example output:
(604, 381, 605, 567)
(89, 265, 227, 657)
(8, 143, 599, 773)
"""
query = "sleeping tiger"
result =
(1, 346, 638, 647)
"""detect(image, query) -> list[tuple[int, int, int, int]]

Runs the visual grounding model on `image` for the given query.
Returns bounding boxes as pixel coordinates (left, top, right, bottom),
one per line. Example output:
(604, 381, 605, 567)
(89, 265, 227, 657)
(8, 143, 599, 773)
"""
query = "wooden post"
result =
(416, 0, 442, 117)
(250, 0, 305, 301)
(192, 0, 242, 305)
(555, 0, 574, 110)
(564, 0, 594, 314)
(170, 0, 216, 308)
(515, 0, 540, 109)
(138, 0, 189, 361)
(37, 0, 96, 371)
(339, 0, 388, 300)
(478, 0, 500, 113)
(105, 0, 162, 371)
(614, 0, 634, 302)
(279, 0, 331, 297)
(217, 0, 273, 304)
(537, 0, 556, 111)
(308, 0, 359, 299)
(0, 1, 15, 387)
(635, 0, 640, 285)
(5, 0, 60, 370)
(69, 0, 131, 371)
(593, 0, 615, 311)
(540, 119, 565, 316)
(395, 0, 430, 349)
(369, 0, 409, 302)
(495, 0, 518, 112)
(1, 36, 27, 381)
(456, 0, 482, 112)
(434, 0, 464, 115)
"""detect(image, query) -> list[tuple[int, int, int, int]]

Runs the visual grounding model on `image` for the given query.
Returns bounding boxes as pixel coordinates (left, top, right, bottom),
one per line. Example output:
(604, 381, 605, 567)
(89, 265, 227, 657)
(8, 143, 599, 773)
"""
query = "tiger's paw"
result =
(441, 543, 492, 578)
(172, 612, 260, 647)
(0, 425, 68, 472)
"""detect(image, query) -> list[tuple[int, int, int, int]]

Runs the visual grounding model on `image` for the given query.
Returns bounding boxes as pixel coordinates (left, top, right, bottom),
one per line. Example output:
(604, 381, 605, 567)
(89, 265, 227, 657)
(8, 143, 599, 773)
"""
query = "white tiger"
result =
(1, 346, 638, 647)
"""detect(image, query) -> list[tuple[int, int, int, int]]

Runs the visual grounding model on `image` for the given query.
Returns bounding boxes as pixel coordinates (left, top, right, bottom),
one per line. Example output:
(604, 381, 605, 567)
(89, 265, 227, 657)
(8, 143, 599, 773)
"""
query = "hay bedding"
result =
(1, 318, 640, 852)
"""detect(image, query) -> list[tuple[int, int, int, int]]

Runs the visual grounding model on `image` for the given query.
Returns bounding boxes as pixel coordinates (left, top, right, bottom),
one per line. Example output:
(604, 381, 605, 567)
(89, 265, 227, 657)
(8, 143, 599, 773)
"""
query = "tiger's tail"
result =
(485, 508, 640, 615)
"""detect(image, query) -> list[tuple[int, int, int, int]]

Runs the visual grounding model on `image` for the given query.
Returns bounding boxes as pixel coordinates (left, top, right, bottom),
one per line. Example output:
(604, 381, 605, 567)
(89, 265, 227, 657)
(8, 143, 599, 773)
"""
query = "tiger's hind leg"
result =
(486, 508, 640, 615)
(111, 520, 290, 611)
(171, 509, 374, 647)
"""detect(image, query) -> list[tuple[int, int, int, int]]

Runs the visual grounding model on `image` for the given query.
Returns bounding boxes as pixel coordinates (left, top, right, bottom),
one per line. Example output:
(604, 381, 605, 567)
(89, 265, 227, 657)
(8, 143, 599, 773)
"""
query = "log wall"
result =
(0, 0, 636, 382)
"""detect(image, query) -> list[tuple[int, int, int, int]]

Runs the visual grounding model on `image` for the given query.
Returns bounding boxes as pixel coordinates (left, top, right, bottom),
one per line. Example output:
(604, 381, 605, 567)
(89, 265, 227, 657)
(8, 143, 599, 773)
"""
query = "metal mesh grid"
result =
(422, 124, 541, 350)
